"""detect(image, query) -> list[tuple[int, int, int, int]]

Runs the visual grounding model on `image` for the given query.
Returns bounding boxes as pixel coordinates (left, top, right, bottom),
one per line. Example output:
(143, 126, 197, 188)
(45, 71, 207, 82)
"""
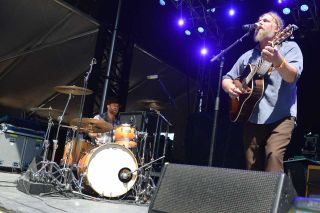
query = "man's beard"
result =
(254, 28, 275, 42)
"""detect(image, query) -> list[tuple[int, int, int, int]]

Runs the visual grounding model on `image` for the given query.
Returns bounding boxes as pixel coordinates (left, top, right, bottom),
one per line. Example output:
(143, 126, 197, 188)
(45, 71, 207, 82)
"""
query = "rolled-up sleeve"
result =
(283, 41, 303, 80)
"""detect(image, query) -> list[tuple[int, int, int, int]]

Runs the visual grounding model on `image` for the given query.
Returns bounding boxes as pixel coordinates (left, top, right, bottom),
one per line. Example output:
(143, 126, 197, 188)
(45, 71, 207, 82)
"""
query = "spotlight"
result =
(300, 4, 309, 12)
(185, 30, 191, 36)
(159, 0, 165, 6)
(278, 0, 283, 4)
(198, 27, 204, 33)
(201, 47, 208, 56)
(228, 8, 235, 16)
(282, 7, 291, 15)
(178, 18, 185, 26)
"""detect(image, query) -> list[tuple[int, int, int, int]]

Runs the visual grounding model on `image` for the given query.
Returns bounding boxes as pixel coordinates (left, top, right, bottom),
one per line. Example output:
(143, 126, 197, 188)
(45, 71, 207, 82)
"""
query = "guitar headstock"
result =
(271, 24, 298, 47)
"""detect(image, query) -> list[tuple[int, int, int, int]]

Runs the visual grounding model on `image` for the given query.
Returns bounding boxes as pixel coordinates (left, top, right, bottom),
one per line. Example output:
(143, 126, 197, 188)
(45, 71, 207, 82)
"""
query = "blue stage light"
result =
(228, 8, 235, 16)
(282, 8, 291, 15)
(185, 30, 191, 36)
(159, 0, 165, 6)
(198, 27, 204, 33)
(300, 4, 309, 12)
(178, 18, 185, 26)
(201, 47, 208, 56)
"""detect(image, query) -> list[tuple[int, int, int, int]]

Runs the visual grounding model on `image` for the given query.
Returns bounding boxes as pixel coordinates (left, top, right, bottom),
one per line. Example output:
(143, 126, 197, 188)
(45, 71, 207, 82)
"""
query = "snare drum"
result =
(113, 123, 137, 148)
(61, 139, 96, 166)
(78, 143, 138, 198)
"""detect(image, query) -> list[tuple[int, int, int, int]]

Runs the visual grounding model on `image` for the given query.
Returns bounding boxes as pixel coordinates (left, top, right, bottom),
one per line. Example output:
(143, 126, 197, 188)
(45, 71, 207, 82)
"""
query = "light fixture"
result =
(198, 27, 204, 33)
(159, 0, 165, 6)
(185, 30, 191, 36)
(300, 4, 309, 12)
(282, 7, 291, 15)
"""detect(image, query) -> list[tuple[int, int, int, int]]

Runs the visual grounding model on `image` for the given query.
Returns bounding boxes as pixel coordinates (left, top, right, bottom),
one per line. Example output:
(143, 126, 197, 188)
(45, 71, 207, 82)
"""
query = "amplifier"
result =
(119, 111, 147, 131)
(0, 123, 44, 171)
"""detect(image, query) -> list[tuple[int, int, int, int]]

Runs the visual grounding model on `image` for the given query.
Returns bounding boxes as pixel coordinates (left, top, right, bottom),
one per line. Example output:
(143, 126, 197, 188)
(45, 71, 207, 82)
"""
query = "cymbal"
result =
(30, 107, 65, 120)
(70, 118, 113, 133)
(30, 107, 63, 113)
(54, 85, 93, 96)
(137, 99, 164, 110)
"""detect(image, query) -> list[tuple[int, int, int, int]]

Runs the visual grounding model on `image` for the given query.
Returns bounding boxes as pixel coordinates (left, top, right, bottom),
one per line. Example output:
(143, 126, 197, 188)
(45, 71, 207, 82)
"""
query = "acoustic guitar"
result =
(230, 24, 298, 122)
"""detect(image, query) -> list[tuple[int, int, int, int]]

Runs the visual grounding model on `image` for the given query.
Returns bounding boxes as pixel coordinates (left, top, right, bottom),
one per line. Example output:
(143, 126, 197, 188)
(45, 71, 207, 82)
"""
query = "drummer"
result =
(88, 97, 120, 144)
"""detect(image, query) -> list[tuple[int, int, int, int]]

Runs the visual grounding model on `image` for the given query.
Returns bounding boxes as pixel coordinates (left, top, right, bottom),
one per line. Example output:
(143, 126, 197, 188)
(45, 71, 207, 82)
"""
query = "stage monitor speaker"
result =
(149, 163, 297, 213)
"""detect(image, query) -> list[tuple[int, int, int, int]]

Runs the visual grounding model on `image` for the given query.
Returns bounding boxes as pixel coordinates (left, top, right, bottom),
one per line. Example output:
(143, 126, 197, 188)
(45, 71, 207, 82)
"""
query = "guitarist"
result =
(222, 11, 303, 172)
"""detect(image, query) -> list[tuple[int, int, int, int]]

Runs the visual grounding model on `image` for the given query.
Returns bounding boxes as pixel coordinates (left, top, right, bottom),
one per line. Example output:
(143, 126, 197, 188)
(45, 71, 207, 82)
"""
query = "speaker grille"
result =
(149, 164, 294, 213)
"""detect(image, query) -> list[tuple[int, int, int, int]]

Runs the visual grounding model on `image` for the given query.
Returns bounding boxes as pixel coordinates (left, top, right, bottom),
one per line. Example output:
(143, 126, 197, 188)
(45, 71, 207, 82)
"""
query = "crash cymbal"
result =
(137, 99, 164, 110)
(69, 118, 113, 133)
(54, 85, 93, 96)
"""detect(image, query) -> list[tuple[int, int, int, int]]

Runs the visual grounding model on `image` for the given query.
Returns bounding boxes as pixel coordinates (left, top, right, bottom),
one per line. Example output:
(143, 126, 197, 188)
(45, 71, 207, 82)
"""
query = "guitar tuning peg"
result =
(290, 35, 294, 39)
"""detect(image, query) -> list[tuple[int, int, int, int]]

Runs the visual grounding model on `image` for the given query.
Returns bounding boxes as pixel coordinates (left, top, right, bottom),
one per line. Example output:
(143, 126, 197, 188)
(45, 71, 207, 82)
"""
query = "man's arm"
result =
(262, 43, 303, 83)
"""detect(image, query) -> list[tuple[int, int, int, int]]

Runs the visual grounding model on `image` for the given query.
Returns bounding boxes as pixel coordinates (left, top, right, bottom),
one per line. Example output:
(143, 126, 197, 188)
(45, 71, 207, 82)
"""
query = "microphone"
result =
(242, 23, 259, 31)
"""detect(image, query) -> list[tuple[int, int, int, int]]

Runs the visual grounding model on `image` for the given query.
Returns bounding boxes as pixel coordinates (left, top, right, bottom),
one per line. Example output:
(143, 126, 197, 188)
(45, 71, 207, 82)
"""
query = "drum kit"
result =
(29, 84, 168, 202)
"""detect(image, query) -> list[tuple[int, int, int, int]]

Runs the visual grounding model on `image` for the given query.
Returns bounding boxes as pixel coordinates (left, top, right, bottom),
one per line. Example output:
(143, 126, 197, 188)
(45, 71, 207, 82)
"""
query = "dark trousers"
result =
(243, 117, 295, 172)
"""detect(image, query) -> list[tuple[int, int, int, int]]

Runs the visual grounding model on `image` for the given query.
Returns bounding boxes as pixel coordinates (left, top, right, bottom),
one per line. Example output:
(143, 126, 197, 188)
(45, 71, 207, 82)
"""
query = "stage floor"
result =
(0, 171, 149, 213)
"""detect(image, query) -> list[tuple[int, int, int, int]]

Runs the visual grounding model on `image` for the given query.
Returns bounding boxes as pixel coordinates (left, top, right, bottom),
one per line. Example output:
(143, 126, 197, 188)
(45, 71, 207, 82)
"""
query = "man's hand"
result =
(261, 45, 284, 67)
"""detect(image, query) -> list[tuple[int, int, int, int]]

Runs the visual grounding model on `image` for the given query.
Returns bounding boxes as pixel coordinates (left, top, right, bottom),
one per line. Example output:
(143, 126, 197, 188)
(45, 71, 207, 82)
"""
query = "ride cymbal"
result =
(54, 85, 93, 96)
(137, 99, 164, 110)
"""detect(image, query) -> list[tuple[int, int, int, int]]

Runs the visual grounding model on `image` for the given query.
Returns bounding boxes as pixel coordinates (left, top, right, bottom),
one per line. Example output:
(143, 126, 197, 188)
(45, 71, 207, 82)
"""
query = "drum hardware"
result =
(132, 156, 165, 204)
(57, 58, 96, 192)
(28, 59, 97, 197)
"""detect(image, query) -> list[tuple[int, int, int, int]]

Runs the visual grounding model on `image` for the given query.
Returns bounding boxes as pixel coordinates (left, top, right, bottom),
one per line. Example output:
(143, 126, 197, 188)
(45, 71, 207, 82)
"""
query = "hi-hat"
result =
(70, 118, 113, 133)
(30, 107, 63, 113)
(54, 85, 93, 96)
(30, 107, 65, 119)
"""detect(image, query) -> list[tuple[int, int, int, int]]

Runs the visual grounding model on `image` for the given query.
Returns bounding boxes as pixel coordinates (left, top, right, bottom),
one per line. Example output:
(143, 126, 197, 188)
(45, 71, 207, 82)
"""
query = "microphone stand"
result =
(208, 30, 252, 167)
(157, 78, 176, 108)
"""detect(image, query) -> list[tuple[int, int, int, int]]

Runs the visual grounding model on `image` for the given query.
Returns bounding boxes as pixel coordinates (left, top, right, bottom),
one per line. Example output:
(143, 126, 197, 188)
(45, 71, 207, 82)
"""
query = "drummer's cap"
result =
(106, 97, 120, 105)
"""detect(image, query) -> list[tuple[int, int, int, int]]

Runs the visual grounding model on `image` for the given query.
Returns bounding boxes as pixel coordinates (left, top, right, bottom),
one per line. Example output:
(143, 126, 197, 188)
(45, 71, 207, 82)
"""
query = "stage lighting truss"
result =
(281, 0, 319, 32)
(169, 0, 221, 44)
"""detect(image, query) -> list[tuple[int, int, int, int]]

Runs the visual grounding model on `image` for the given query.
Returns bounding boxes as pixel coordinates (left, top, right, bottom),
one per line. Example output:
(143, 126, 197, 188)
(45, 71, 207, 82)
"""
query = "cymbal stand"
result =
(41, 111, 54, 167)
(134, 156, 165, 203)
(138, 131, 148, 166)
(30, 110, 63, 185)
(48, 92, 73, 173)
(63, 58, 96, 191)
(161, 124, 170, 165)
(133, 108, 172, 203)
(70, 59, 95, 162)
(149, 108, 172, 163)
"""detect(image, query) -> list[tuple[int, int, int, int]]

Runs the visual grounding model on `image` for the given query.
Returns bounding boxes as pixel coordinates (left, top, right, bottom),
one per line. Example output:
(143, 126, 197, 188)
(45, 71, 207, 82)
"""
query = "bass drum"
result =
(78, 143, 138, 198)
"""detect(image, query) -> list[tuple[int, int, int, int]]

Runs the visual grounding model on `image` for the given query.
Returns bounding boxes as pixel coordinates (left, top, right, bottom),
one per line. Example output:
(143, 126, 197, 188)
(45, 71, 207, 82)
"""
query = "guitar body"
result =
(230, 64, 265, 122)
